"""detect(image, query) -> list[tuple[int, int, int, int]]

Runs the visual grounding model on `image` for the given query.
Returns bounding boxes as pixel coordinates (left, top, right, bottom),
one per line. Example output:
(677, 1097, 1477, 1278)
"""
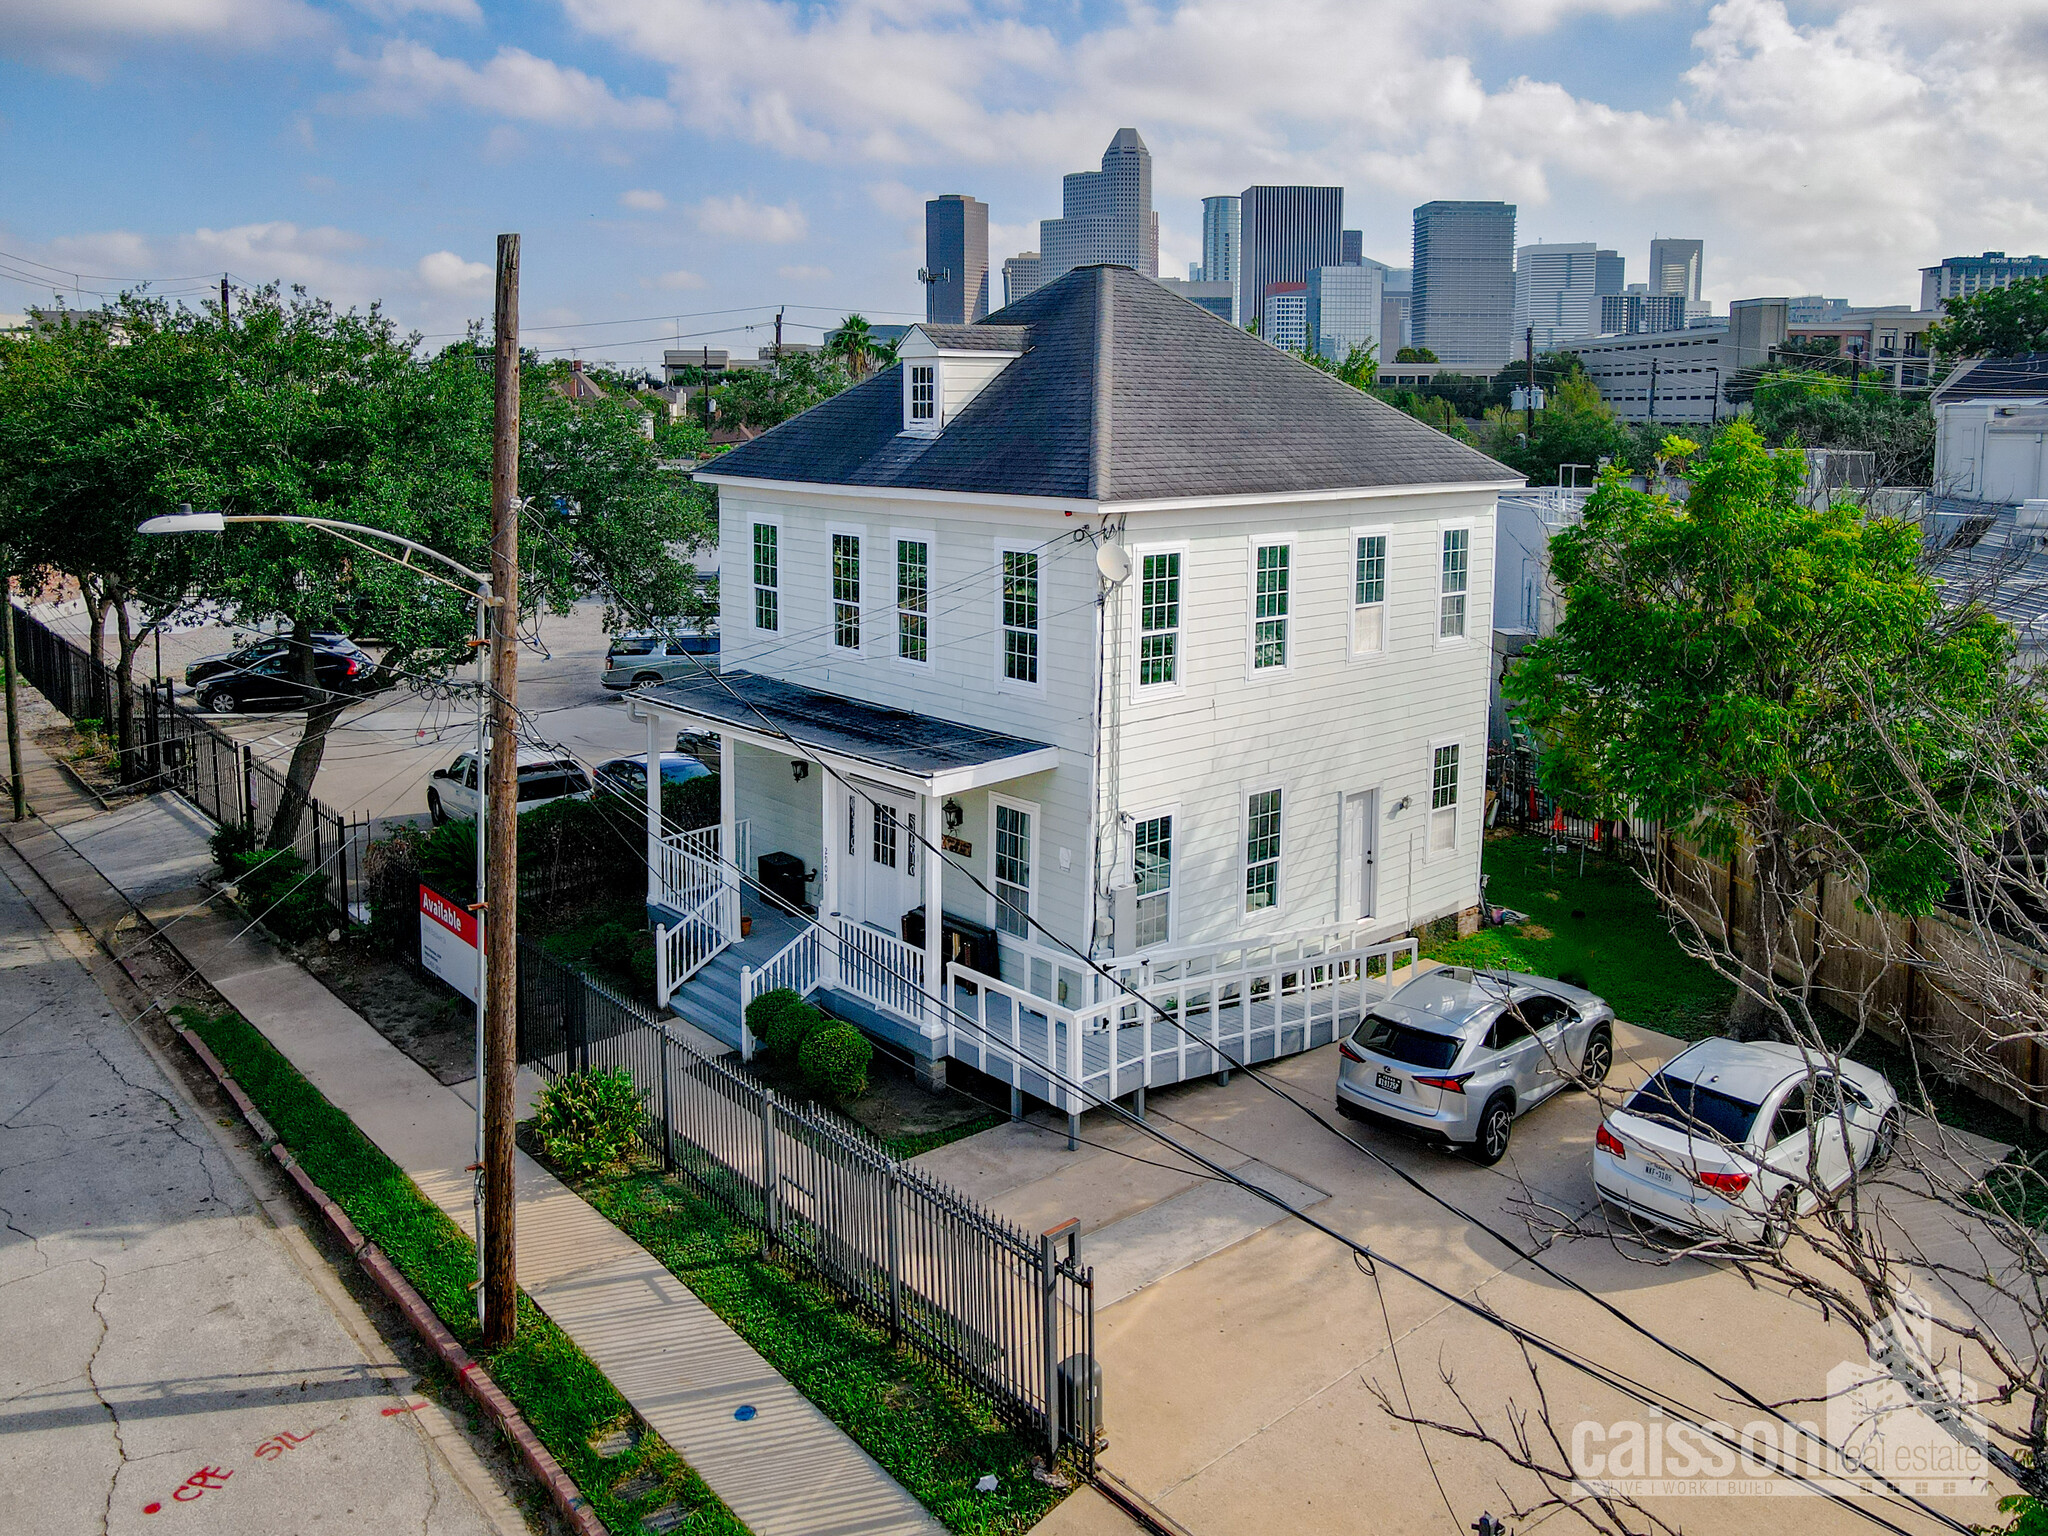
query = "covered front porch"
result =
(627, 670, 1061, 1080)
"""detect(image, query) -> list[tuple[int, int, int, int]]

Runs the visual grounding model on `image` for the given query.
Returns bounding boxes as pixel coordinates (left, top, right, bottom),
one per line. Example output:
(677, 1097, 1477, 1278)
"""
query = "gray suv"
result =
(1335, 967, 1614, 1165)
(602, 632, 719, 690)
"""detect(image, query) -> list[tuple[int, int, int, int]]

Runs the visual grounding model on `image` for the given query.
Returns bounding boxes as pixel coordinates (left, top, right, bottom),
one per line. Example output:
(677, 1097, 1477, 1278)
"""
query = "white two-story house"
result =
(626, 264, 1518, 1129)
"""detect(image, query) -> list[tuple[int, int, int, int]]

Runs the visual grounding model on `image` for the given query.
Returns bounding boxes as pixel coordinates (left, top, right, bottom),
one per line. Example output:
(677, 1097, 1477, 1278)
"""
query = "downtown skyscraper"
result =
(1037, 128, 1158, 285)
(1412, 201, 1516, 369)
(1238, 185, 1344, 337)
(923, 194, 989, 324)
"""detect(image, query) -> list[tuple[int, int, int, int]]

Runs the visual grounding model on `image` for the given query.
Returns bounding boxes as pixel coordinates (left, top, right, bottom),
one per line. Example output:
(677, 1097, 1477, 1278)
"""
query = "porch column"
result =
(819, 773, 840, 989)
(644, 708, 662, 906)
(720, 730, 739, 921)
(920, 789, 942, 1032)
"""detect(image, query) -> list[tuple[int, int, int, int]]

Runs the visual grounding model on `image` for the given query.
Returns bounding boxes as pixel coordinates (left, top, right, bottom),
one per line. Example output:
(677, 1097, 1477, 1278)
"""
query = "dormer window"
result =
(897, 324, 1026, 436)
(910, 364, 935, 421)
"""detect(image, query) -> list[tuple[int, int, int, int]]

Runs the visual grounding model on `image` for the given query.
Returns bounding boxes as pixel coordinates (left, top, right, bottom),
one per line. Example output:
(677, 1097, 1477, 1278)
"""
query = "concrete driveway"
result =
(919, 1024, 2011, 1536)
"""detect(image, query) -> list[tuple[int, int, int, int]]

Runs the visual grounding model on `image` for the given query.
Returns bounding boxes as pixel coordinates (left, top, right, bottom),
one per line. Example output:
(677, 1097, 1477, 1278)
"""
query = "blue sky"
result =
(6, 0, 2046, 365)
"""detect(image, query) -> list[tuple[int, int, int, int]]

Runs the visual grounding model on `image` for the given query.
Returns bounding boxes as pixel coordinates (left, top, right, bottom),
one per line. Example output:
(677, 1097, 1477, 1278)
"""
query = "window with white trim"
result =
(832, 532, 861, 650)
(1002, 550, 1039, 684)
(897, 538, 928, 662)
(1353, 533, 1386, 654)
(872, 802, 898, 868)
(1438, 528, 1469, 639)
(1430, 744, 1460, 852)
(752, 523, 779, 632)
(1138, 552, 1179, 687)
(909, 363, 935, 423)
(1253, 544, 1289, 668)
(1245, 789, 1282, 912)
(1133, 814, 1172, 948)
(994, 803, 1032, 937)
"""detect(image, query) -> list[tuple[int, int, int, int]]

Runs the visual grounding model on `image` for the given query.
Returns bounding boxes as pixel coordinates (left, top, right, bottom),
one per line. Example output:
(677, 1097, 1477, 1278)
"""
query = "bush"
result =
(531, 1069, 648, 1178)
(800, 1023, 872, 1102)
(209, 819, 257, 875)
(745, 987, 823, 1057)
(364, 824, 428, 957)
(227, 846, 333, 944)
(586, 919, 657, 995)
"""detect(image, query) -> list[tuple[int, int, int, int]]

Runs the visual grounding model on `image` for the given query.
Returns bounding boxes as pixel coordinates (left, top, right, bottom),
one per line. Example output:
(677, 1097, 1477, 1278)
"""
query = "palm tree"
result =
(826, 314, 882, 381)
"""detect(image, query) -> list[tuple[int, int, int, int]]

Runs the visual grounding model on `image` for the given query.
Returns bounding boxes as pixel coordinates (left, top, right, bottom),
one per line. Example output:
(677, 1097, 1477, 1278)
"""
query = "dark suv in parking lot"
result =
(185, 634, 384, 713)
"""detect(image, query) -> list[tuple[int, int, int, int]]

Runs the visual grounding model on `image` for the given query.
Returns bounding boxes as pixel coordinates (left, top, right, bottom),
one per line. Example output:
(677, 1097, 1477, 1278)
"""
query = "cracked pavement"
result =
(0, 849, 504, 1536)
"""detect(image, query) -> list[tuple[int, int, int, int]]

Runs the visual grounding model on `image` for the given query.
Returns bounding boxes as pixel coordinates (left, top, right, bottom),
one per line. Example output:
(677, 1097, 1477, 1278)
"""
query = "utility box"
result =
(756, 851, 809, 914)
(1058, 1353, 1104, 1448)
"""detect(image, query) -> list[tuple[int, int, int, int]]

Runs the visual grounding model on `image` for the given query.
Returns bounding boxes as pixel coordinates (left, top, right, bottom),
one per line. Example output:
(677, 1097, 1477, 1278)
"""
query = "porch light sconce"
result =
(943, 798, 964, 831)
(1390, 796, 1412, 816)
(791, 760, 810, 782)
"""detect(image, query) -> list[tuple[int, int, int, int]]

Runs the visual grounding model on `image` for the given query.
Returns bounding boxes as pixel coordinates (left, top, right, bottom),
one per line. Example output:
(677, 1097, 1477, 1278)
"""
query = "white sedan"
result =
(426, 747, 592, 824)
(1594, 1037, 1901, 1247)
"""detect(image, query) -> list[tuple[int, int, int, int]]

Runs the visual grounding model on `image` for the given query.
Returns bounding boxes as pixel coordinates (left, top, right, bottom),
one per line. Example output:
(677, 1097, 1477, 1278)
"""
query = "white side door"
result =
(857, 783, 922, 934)
(1338, 790, 1378, 923)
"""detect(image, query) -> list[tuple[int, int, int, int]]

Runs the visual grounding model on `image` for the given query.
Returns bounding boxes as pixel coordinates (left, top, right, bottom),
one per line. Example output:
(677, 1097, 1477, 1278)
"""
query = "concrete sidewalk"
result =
(20, 771, 941, 1536)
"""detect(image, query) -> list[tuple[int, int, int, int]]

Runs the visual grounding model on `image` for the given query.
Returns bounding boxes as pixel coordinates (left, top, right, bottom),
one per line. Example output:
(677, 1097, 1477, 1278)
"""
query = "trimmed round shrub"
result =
(799, 1022, 872, 1102)
(746, 987, 822, 1056)
(532, 1068, 648, 1178)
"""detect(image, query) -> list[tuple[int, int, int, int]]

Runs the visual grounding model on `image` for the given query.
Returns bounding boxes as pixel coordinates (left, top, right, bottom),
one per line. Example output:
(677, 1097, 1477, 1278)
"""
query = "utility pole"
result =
(1524, 325, 1536, 438)
(3, 581, 22, 823)
(773, 306, 783, 361)
(1648, 357, 1659, 423)
(220, 276, 230, 323)
(482, 232, 522, 1348)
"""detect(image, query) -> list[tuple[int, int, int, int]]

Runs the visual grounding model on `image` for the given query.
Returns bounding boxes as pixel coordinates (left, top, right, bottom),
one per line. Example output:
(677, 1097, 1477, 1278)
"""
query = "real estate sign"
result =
(419, 883, 480, 1002)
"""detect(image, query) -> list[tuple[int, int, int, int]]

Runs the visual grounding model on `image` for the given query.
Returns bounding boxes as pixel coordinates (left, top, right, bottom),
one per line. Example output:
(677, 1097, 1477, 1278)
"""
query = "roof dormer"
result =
(898, 324, 1028, 438)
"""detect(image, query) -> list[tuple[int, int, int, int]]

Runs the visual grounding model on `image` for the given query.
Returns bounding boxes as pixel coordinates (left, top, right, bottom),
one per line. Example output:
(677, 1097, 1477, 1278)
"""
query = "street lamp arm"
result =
(139, 511, 493, 600)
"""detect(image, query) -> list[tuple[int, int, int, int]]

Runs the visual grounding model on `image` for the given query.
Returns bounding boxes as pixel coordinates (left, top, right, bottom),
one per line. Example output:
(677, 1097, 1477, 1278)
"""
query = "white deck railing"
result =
(737, 924, 825, 1060)
(653, 819, 750, 912)
(947, 931, 1420, 1112)
(835, 917, 927, 1026)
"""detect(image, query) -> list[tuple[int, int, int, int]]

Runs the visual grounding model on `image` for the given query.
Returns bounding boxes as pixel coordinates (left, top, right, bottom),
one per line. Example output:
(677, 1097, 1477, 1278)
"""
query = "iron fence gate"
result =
(8, 605, 371, 921)
(1488, 745, 1655, 853)
(518, 940, 1100, 1467)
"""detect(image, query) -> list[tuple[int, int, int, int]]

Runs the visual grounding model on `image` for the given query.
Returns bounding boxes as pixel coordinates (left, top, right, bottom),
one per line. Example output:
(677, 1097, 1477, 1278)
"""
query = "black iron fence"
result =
(9, 605, 371, 920)
(1487, 745, 1656, 853)
(518, 940, 1101, 1468)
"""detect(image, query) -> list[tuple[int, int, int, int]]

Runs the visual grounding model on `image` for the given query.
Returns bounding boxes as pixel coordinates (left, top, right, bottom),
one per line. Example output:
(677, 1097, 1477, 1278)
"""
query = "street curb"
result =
(175, 1024, 609, 1536)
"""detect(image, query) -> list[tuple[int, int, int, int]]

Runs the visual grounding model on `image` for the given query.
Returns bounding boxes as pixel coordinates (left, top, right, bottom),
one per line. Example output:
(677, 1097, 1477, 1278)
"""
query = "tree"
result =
(1296, 339, 1378, 389)
(1751, 375, 1936, 487)
(712, 350, 854, 431)
(1479, 366, 1636, 486)
(823, 315, 895, 381)
(1506, 422, 2013, 1036)
(1928, 274, 2048, 358)
(1394, 346, 1438, 363)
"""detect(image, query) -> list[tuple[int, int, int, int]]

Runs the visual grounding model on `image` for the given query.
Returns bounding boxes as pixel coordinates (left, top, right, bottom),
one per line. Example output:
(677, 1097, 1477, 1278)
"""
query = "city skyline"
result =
(3, 1, 2033, 365)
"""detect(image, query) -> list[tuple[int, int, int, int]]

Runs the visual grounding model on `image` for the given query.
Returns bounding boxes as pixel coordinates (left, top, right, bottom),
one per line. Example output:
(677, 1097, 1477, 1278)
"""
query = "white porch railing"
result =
(737, 924, 825, 1060)
(653, 818, 749, 912)
(652, 841, 741, 1007)
(946, 931, 1420, 1112)
(835, 917, 927, 1025)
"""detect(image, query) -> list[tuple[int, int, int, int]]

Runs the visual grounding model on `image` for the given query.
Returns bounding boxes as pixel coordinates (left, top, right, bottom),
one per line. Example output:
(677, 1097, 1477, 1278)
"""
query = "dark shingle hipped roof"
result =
(704, 265, 1515, 502)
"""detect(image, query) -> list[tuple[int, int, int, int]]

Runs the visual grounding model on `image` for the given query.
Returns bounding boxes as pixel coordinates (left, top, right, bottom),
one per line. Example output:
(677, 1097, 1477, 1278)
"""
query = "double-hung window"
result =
(1438, 528, 1469, 639)
(1002, 550, 1039, 684)
(1133, 814, 1172, 948)
(897, 538, 928, 662)
(909, 364, 936, 424)
(832, 532, 861, 650)
(1352, 532, 1386, 654)
(1430, 744, 1460, 852)
(1253, 544, 1289, 669)
(1245, 789, 1282, 912)
(994, 803, 1032, 937)
(752, 523, 779, 632)
(1138, 552, 1180, 688)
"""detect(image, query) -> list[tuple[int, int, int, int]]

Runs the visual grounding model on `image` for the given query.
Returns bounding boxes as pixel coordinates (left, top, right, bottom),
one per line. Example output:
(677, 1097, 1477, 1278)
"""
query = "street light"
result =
(141, 504, 504, 1328)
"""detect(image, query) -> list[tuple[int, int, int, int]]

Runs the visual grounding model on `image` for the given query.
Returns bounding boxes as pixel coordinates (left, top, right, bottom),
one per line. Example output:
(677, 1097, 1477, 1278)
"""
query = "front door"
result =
(1339, 790, 1378, 923)
(857, 783, 921, 935)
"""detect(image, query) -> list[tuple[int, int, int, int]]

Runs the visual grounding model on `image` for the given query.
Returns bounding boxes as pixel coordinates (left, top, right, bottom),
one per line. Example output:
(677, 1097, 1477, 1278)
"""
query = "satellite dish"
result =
(1096, 544, 1132, 584)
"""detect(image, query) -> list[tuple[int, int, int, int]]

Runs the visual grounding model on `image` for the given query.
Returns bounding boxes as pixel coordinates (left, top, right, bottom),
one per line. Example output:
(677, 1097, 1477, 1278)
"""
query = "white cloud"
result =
(777, 264, 832, 281)
(693, 194, 807, 243)
(417, 250, 491, 292)
(619, 188, 667, 211)
(345, 0, 481, 20)
(653, 269, 707, 289)
(4, 0, 323, 75)
(336, 40, 673, 129)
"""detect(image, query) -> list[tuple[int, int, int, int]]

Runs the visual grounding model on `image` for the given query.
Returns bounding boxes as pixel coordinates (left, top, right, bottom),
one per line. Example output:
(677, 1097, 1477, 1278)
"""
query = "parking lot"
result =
(922, 1019, 2011, 1536)
(41, 599, 660, 829)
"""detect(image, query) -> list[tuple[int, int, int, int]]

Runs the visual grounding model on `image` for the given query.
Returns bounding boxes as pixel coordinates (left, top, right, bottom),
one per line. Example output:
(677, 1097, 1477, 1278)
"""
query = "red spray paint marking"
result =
(381, 1403, 427, 1416)
(143, 1503, 161, 1514)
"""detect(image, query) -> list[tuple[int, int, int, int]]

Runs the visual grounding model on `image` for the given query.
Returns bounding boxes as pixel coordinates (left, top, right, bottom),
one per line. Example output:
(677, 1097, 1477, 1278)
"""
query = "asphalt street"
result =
(41, 598, 654, 827)
(0, 844, 511, 1535)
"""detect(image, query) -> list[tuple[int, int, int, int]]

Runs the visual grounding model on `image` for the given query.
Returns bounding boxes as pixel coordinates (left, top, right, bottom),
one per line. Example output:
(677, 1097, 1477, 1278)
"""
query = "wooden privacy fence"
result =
(1660, 830, 2048, 1132)
(8, 604, 372, 921)
(518, 940, 1102, 1467)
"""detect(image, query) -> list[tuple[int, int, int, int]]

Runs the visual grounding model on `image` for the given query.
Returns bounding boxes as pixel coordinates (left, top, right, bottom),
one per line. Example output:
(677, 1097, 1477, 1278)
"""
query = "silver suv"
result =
(601, 632, 719, 690)
(1336, 967, 1614, 1165)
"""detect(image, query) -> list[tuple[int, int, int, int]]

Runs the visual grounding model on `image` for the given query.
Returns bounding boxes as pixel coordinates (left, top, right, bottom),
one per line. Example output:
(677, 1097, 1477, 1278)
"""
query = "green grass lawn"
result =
(176, 1006, 746, 1536)
(564, 1165, 1077, 1534)
(1424, 832, 1734, 1038)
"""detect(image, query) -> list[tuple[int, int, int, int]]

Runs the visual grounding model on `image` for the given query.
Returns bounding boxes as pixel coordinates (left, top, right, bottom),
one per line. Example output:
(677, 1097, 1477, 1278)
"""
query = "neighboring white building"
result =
(1309, 262, 1384, 363)
(1931, 357, 2048, 503)
(637, 264, 1518, 1120)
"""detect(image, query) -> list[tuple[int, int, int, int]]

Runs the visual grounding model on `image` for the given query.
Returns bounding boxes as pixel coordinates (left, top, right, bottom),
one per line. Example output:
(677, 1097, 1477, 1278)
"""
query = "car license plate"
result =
(1375, 1071, 1402, 1094)
(1645, 1164, 1673, 1184)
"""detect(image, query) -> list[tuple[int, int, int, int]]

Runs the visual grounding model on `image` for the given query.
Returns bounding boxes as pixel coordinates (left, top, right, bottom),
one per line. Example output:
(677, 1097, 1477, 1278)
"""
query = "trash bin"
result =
(756, 851, 808, 914)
